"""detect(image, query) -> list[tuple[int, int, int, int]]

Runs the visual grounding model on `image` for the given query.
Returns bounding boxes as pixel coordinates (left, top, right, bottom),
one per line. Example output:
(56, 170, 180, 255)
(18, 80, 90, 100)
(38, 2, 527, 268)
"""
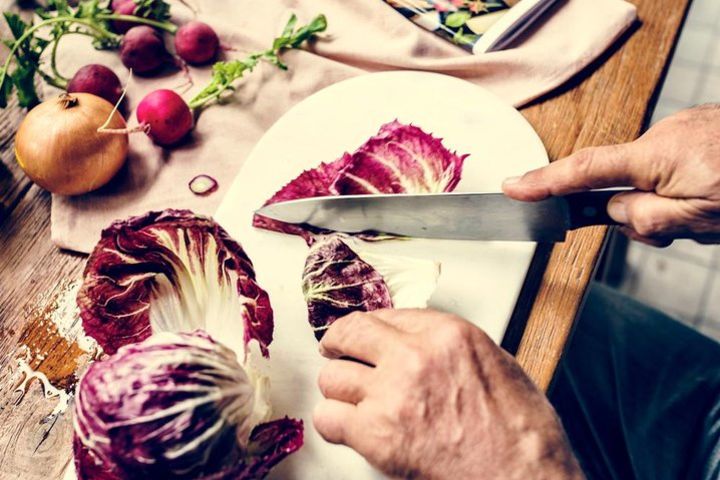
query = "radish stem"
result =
(98, 14, 178, 34)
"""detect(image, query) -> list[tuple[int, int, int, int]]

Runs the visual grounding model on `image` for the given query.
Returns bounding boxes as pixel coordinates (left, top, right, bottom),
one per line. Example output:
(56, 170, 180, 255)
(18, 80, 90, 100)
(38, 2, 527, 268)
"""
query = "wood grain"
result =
(0, 0, 690, 476)
(514, 2, 691, 390)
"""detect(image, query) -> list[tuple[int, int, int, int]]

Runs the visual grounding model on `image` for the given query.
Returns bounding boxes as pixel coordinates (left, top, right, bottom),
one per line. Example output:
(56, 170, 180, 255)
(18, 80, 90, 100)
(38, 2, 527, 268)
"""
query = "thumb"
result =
(502, 144, 655, 201)
(608, 190, 692, 239)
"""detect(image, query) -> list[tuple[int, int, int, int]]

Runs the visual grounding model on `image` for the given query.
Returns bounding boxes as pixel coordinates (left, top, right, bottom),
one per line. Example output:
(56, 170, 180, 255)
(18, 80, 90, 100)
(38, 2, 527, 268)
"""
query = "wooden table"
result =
(0, 0, 691, 477)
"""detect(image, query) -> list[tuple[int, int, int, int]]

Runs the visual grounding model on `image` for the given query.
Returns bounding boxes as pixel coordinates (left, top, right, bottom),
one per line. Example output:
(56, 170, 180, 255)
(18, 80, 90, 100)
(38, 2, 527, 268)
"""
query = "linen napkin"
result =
(47, 0, 637, 253)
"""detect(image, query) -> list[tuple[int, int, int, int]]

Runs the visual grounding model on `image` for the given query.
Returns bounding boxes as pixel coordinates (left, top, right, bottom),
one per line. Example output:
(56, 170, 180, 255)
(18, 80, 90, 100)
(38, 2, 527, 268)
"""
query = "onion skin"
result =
(14, 93, 128, 196)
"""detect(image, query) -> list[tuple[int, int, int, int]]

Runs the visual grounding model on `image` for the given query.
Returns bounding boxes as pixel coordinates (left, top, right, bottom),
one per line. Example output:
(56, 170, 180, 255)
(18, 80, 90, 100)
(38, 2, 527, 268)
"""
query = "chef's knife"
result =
(254, 190, 623, 242)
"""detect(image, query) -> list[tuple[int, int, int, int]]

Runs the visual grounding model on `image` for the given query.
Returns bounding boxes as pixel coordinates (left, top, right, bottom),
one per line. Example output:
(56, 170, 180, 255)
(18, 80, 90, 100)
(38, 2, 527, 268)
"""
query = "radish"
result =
(174, 21, 220, 65)
(67, 65, 123, 105)
(111, 0, 139, 34)
(120, 26, 169, 75)
(136, 89, 193, 146)
(100, 14, 326, 149)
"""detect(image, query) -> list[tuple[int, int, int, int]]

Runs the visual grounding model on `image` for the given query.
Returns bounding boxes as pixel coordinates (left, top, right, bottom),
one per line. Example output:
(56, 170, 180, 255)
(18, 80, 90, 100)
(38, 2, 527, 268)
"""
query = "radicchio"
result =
(253, 121, 468, 238)
(302, 235, 392, 339)
(73, 330, 302, 480)
(77, 209, 273, 356)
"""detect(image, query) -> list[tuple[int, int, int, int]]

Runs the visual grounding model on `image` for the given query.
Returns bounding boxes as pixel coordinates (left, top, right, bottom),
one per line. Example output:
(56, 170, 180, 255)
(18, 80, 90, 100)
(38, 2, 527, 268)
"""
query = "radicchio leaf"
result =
(204, 418, 304, 480)
(302, 235, 392, 339)
(77, 209, 273, 356)
(252, 155, 351, 238)
(73, 330, 301, 480)
(331, 121, 467, 195)
(253, 121, 468, 238)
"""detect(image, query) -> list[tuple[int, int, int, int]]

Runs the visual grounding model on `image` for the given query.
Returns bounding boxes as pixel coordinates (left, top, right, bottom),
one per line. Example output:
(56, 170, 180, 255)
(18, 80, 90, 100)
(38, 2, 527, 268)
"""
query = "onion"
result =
(14, 93, 129, 196)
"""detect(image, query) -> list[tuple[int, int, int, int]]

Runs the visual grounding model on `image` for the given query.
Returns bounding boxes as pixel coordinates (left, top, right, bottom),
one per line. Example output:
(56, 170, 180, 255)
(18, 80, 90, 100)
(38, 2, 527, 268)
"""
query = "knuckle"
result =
(402, 345, 431, 378)
(630, 213, 664, 237)
(571, 148, 598, 174)
(317, 364, 334, 395)
(435, 318, 473, 345)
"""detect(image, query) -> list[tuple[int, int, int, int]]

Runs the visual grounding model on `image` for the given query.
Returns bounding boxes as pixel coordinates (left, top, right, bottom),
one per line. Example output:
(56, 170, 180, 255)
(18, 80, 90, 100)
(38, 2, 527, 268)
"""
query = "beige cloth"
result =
(49, 0, 637, 253)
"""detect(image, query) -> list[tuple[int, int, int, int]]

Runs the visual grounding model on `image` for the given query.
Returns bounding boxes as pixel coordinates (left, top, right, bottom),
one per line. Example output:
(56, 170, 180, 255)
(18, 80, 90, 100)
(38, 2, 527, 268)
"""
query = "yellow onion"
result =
(14, 93, 128, 196)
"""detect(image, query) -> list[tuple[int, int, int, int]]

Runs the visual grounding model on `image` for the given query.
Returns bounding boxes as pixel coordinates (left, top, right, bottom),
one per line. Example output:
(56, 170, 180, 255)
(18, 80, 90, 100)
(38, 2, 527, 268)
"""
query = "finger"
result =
(313, 398, 358, 445)
(502, 144, 656, 201)
(609, 190, 692, 239)
(367, 308, 437, 333)
(320, 312, 401, 364)
(619, 226, 674, 248)
(318, 359, 372, 404)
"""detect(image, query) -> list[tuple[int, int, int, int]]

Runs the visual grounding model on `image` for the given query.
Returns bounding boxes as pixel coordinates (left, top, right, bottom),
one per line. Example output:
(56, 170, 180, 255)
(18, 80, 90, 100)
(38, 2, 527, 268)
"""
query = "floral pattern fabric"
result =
(384, 0, 511, 51)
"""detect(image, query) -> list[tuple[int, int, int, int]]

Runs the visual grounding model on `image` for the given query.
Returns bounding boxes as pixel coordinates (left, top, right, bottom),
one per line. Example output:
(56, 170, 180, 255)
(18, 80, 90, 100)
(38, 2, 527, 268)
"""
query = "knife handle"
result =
(565, 190, 625, 230)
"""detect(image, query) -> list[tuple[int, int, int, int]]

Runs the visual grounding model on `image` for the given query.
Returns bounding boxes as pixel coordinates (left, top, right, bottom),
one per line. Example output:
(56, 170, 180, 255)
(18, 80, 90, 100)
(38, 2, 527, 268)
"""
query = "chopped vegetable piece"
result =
(77, 209, 273, 356)
(189, 174, 219, 196)
(301, 235, 440, 339)
(302, 235, 392, 339)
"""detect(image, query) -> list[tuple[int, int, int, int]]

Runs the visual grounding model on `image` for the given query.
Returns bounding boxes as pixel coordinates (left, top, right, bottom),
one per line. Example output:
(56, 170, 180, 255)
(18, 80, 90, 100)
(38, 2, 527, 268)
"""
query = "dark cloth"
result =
(550, 283, 720, 480)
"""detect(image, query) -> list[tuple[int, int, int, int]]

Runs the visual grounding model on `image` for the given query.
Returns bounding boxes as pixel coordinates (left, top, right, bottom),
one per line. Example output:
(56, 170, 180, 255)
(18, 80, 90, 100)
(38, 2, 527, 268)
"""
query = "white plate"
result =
(215, 71, 547, 479)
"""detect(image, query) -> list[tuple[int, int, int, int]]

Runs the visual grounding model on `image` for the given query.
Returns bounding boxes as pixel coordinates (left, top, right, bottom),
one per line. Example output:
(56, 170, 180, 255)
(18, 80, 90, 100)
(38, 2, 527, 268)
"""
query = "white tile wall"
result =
(660, 64, 702, 104)
(673, 28, 715, 64)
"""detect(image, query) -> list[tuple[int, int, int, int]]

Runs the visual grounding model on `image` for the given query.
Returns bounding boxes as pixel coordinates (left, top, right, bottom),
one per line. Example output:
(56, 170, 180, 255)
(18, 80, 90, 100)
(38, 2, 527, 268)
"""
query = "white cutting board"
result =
(215, 71, 547, 479)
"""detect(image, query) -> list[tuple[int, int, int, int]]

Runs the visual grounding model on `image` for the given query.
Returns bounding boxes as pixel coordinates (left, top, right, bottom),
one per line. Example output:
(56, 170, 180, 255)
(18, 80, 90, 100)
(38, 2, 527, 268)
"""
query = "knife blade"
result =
(254, 190, 623, 242)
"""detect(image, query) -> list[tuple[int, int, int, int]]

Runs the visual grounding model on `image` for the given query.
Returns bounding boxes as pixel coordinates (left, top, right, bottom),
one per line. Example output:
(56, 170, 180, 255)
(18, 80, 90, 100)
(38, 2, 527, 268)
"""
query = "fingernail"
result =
(502, 176, 522, 187)
(608, 199, 628, 223)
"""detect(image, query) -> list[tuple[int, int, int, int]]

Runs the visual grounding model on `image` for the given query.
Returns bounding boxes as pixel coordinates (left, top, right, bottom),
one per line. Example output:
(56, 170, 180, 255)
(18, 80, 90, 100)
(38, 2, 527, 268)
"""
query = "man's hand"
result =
(503, 104, 720, 246)
(313, 309, 583, 480)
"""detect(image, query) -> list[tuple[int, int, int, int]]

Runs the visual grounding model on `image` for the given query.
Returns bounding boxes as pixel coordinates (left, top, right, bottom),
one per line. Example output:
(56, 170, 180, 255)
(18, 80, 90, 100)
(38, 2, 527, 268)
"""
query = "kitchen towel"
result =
(48, 0, 637, 253)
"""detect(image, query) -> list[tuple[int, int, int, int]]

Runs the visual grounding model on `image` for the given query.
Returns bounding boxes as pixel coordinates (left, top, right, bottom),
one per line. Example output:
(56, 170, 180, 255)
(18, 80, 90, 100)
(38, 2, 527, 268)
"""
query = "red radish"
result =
(67, 65, 123, 105)
(174, 21, 220, 65)
(111, 0, 132, 8)
(120, 26, 168, 75)
(137, 89, 193, 146)
(111, 0, 138, 34)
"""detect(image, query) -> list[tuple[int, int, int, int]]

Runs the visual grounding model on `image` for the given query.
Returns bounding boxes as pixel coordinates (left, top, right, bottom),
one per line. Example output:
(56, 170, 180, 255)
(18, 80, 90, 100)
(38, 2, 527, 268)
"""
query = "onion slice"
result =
(189, 174, 218, 196)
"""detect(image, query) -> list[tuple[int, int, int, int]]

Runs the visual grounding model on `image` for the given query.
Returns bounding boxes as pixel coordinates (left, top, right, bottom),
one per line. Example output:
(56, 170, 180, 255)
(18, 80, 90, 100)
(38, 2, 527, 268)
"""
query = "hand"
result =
(313, 309, 583, 480)
(502, 104, 720, 246)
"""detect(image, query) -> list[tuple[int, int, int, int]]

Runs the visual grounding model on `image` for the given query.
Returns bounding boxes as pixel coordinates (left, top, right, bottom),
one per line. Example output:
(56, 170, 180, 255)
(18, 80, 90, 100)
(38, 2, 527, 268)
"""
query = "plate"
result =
(215, 71, 547, 479)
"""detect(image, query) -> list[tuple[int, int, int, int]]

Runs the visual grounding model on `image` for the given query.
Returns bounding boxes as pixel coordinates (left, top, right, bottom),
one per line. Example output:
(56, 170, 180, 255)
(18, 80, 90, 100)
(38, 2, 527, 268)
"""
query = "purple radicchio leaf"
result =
(202, 417, 304, 480)
(77, 209, 273, 356)
(331, 120, 467, 195)
(302, 235, 392, 340)
(73, 330, 301, 480)
(251, 155, 351, 239)
(253, 121, 468, 239)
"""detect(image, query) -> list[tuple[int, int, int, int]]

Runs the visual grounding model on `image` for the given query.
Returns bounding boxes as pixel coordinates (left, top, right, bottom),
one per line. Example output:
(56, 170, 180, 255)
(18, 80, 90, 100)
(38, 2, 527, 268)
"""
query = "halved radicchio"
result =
(253, 120, 469, 237)
(73, 330, 303, 480)
(75, 211, 302, 479)
(77, 209, 273, 356)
